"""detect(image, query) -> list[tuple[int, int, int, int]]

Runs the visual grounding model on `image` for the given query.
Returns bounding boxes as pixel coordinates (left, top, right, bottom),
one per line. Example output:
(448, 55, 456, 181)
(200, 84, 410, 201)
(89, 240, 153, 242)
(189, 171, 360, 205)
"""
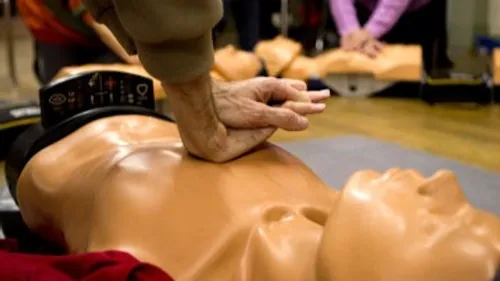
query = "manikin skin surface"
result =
(253, 36, 421, 81)
(210, 70, 226, 81)
(318, 169, 500, 281)
(16, 116, 500, 281)
(316, 45, 422, 81)
(213, 45, 261, 81)
(254, 35, 303, 77)
(493, 49, 500, 85)
(281, 56, 323, 81)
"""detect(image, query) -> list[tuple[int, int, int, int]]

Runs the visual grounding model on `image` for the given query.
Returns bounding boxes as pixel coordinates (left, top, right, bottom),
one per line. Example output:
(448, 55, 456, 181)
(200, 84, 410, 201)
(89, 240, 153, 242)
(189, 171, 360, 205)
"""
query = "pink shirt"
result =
(330, 0, 432, 38)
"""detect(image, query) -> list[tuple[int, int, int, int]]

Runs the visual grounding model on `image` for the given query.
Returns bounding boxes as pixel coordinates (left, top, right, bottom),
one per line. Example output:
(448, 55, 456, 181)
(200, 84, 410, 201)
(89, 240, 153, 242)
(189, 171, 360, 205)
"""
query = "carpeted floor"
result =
(280, 135, 500, 215)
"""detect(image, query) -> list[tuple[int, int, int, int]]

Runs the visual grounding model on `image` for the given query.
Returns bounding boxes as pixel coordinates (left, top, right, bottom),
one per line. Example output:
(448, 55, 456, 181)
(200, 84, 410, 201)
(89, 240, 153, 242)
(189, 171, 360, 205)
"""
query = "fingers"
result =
(281, 79, 307, 91)
(261, 106, 309, 131)
(258, 77, 332, 104)
(374, 40, 384, 50)
(362, 40, 383, 58)
(261, 78, 311, 103)
(307, 89, 330, 102)
(279, 81, 330, 103)
(281, 101, 326, 115)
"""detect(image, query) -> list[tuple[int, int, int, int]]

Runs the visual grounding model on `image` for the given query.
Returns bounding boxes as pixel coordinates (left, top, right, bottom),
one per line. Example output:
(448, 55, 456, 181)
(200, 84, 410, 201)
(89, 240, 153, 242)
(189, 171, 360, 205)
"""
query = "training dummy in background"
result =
(54, 35, 421, 99)
(49, 34, 421, 103)
(17, 0, 139, 84)
(329, 0, 453, 72)
(12, 112, 500, 281)
(214, 36, 421, 82)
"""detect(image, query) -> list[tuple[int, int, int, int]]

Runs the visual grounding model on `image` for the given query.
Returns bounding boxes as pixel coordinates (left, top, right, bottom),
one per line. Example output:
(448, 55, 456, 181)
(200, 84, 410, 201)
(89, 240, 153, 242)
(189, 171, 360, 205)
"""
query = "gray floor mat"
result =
(279, 135, 500, 215)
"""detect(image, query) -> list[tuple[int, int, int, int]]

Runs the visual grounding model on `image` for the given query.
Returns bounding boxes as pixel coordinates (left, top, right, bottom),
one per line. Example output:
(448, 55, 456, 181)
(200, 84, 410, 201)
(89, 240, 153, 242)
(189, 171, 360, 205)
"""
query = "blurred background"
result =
(0, 0, 499, 172)
(0, 0, 498, 95)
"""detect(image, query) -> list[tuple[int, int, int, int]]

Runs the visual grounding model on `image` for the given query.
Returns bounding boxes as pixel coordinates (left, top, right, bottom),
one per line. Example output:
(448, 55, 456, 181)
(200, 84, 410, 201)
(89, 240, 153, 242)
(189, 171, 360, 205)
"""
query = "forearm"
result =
(84, 0, 222, 83)
(90, 21, 136, 64)
(329, 0, 360, 36)
(364, 0, 411, 38)
(162, 73, 225, 158)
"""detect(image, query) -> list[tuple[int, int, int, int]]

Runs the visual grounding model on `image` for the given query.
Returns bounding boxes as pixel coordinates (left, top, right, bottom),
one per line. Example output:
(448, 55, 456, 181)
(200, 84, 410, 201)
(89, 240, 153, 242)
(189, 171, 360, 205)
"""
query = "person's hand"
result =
(341, 29, 384, 57)
(359, 39, 384, 58)
(341, 28, 371, 51)
(214, 77, 328, 131)
(164, 76, 329, 163)
(201, 77, 329, 162)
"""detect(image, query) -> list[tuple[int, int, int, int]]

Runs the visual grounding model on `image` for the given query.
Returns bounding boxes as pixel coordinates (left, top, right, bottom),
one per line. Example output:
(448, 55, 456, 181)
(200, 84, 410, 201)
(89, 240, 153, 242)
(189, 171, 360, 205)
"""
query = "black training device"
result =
(4, 71, 173, 207)
(39, 71, 156, 128)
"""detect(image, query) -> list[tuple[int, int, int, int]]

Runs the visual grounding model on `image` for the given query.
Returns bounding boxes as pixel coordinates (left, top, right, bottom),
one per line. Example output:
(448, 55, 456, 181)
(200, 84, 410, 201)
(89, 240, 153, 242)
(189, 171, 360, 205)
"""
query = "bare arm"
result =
(89, 21, 139, 64)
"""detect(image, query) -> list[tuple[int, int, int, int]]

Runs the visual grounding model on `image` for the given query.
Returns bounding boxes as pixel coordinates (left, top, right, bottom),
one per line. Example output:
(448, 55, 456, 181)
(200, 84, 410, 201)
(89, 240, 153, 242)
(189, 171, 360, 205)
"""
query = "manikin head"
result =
(318, 168, 500, 281)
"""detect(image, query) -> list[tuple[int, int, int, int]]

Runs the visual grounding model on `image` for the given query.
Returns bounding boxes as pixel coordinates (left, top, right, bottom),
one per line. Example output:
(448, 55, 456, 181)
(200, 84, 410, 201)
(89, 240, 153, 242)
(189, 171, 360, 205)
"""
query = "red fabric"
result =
(17, 0, 100, 45)
(0, 239, 174, 281)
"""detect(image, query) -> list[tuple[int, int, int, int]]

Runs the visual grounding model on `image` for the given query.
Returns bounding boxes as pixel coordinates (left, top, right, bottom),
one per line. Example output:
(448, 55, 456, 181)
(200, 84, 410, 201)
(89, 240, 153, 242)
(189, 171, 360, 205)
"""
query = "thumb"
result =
(261, 106, 309, 131)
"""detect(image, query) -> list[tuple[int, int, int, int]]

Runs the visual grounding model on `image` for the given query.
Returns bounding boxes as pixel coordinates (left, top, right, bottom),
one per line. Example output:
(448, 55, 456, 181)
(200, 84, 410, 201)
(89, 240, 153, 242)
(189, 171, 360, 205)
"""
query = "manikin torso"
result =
(254, 36, 422, 82)
(213, 45, 262, 81)
(16, 115, 500, 281)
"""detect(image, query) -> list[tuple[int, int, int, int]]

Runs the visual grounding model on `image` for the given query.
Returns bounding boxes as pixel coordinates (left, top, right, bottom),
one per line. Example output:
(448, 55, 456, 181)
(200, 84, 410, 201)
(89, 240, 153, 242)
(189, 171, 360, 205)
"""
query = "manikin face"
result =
(318, 169, 500, 281)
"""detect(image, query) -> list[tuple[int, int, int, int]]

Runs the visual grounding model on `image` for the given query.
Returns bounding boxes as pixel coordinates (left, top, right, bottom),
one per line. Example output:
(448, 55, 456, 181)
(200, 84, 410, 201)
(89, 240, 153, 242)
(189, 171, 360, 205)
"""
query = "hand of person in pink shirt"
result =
(341, 28, 384, 57)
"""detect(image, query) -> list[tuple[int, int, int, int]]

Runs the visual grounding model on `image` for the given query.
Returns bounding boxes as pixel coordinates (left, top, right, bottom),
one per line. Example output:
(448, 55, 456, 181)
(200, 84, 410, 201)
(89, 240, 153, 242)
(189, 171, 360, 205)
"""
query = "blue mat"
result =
(279, 135, 500, 215)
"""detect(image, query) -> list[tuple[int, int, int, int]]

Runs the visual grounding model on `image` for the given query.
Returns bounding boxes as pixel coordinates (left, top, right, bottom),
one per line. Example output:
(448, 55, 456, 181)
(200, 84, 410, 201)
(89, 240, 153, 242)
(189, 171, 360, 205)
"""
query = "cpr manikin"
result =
(315, 45, 422, 81)
(213, 45, 262, 81)
(253, 36, 422, 82)
(14, 114, 500, 281)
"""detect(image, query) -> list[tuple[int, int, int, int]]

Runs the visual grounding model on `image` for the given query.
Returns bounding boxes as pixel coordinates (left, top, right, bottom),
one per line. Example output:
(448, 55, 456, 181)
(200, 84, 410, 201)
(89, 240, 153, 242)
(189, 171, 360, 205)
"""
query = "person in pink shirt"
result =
(329, 0, 453, 72)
